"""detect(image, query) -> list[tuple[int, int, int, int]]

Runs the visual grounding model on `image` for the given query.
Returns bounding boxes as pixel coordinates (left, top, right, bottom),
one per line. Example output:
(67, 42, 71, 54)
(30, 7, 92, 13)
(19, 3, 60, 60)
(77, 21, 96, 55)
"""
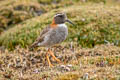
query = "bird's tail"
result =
(29, 42, 38, 49)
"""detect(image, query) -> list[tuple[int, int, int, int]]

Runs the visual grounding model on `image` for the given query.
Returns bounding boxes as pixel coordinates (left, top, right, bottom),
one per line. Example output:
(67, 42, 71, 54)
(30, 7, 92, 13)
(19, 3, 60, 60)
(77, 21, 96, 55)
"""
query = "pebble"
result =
(59, 65, 71, 72)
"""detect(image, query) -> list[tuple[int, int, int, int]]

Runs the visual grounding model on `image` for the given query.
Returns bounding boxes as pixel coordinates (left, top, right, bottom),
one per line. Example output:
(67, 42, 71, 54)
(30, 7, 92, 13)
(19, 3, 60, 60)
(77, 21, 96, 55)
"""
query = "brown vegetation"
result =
(0, 44, 120, 79)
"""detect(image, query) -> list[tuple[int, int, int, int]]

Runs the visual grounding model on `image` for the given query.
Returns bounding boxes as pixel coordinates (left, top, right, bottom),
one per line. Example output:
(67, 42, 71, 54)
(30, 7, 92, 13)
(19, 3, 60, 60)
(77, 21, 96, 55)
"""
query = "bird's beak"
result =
(65, 19, 74, 25)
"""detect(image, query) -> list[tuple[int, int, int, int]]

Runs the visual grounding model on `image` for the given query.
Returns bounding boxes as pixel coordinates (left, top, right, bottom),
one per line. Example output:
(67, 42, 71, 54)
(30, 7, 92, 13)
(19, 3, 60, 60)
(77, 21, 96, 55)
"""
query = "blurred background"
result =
(0, 0, 120, 50)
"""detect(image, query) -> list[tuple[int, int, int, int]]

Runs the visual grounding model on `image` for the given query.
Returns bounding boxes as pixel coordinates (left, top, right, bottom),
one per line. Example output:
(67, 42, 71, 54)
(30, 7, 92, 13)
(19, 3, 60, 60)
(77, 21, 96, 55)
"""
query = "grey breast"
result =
(46, 24, 68, 46)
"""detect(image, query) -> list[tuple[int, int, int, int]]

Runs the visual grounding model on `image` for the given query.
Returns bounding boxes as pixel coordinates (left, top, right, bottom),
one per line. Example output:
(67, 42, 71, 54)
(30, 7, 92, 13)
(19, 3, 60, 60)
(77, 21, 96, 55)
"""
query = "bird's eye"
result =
(59, 15, 63, 17)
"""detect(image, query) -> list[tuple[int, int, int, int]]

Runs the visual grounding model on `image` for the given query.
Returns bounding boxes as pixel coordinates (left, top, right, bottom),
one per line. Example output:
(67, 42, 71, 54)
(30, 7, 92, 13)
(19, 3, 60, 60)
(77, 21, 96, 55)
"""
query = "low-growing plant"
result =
(0, 2, 120, 50)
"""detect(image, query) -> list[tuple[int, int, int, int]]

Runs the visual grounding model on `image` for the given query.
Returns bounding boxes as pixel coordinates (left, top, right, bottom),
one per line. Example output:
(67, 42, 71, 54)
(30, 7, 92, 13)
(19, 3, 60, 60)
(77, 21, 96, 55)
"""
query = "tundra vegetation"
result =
(0, 0, 120, 80)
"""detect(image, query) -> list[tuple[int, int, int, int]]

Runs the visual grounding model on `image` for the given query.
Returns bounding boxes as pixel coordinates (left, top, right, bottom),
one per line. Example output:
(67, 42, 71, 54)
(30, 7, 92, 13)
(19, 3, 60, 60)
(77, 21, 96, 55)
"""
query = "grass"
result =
(1, 0, 107, 33)
(0, 45, 120, 80)
(0, 2, 120, 50)
(0, 0, 78, 33)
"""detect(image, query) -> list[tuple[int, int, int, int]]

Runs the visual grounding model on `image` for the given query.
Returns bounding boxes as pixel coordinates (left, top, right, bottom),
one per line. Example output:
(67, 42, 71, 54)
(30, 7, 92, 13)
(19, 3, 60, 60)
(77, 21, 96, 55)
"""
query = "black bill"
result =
(66, 19, 74, 25)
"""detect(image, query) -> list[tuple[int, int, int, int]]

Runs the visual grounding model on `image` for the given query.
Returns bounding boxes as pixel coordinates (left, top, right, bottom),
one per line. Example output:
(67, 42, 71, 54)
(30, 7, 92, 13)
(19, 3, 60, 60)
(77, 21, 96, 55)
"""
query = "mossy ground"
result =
(0, 0, 120, 80)
(0, 44, 120, 80)
(0, 1, 120, 50)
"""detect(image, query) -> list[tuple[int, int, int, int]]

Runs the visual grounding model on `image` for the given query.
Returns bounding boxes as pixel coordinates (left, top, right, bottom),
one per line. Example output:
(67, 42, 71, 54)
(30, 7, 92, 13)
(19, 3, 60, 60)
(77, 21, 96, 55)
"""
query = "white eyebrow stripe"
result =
(54, 13, 64, 17)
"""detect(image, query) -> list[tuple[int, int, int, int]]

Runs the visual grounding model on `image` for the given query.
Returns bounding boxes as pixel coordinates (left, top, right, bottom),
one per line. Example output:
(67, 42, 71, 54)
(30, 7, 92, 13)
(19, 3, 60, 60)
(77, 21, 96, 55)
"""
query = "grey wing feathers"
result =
(29, 26, 50, 48)
(29, 36, 44, 48)
(40, 26, 50, 37)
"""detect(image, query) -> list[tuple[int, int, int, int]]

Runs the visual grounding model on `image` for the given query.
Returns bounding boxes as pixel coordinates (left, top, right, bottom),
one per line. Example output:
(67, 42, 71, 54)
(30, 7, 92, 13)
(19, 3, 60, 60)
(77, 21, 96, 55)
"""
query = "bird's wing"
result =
(30, 26, 51, 48)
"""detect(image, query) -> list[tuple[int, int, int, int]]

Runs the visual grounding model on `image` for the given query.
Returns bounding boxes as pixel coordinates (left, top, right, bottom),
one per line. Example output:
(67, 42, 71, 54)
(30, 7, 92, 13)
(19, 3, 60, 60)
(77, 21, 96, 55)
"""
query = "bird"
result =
(30, 13, 74, 67)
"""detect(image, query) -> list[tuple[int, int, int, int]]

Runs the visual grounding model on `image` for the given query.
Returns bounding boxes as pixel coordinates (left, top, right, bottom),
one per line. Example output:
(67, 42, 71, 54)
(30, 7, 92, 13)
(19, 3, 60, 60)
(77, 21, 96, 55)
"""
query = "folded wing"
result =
(29, 26, 50, 48)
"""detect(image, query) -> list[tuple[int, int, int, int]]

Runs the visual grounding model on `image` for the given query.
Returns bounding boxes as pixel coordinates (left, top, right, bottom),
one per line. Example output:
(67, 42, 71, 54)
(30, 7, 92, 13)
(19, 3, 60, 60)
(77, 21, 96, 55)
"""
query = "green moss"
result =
(0, 0, 116, 33)
(88, 0, 106, 3)
(38, 0, 60, 4)
(65, 5, 120, 48)
(54, 73, 79, 80)
(0, 0, 47, 33)
(0, 2, 120, 50)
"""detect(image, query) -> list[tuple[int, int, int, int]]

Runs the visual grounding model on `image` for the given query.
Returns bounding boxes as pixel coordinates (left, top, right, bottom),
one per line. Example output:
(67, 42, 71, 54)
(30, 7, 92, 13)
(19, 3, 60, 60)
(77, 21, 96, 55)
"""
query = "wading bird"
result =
(30, 13, 74, 67)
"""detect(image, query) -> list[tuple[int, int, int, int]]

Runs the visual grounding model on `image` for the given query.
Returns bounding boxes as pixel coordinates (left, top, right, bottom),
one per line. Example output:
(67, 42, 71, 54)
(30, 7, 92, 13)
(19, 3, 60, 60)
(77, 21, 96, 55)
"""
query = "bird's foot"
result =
(53, 58, 61, 63)
(48, 49, 61, 63)
(49, 63, 54, 67)
(46, 53, 53, 67)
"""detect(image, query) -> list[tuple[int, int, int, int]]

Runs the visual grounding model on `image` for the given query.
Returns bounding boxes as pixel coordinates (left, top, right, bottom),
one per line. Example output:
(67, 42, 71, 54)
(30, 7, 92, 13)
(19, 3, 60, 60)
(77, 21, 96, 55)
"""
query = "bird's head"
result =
(53, 13, 74, 25)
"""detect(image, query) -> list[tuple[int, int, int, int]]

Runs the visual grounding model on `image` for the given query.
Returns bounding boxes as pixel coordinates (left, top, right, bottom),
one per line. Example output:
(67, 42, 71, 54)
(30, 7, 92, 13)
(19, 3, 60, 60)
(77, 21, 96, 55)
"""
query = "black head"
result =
(53, 13, 74, 25)
(54, 13, 66, 24)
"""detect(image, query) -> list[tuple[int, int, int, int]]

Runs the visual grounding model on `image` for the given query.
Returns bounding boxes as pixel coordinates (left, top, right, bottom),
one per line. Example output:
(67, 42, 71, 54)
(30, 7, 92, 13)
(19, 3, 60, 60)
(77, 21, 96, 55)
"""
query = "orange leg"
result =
(46, 52, 53, 67)
(48, 49, 61, 63)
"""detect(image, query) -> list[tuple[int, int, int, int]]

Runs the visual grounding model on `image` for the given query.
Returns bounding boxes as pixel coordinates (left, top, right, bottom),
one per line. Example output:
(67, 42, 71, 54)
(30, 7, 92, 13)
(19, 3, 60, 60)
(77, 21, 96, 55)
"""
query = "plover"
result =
(30, 13, 74, 67)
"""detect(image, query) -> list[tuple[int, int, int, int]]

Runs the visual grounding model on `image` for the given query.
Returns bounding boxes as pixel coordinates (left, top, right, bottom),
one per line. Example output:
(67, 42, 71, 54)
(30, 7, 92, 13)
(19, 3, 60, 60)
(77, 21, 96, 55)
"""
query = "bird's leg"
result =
(46, 52, 53, 67)
(48, 49, 61, 63)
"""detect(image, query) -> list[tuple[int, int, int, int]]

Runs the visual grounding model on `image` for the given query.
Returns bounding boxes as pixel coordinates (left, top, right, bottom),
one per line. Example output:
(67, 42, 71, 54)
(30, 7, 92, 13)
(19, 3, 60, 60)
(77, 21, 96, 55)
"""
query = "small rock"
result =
(81, 18, 86, 22)
(67, 64, 72, 67)
(59, 65, 71, 72)
(65, 67, 70, 71)
(33, 69, 39, 73)
(60, 65, 66, 68)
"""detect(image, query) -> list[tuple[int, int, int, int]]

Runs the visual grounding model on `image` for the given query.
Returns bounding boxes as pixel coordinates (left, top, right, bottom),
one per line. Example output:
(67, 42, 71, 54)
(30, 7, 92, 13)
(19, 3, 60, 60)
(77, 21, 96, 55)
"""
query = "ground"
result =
(0, 44, 120, 80)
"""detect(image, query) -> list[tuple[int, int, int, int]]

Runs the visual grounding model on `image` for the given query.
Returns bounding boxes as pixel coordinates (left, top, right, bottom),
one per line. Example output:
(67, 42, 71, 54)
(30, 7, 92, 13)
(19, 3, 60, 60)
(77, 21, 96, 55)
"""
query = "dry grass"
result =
(0, 44, 120, 80)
